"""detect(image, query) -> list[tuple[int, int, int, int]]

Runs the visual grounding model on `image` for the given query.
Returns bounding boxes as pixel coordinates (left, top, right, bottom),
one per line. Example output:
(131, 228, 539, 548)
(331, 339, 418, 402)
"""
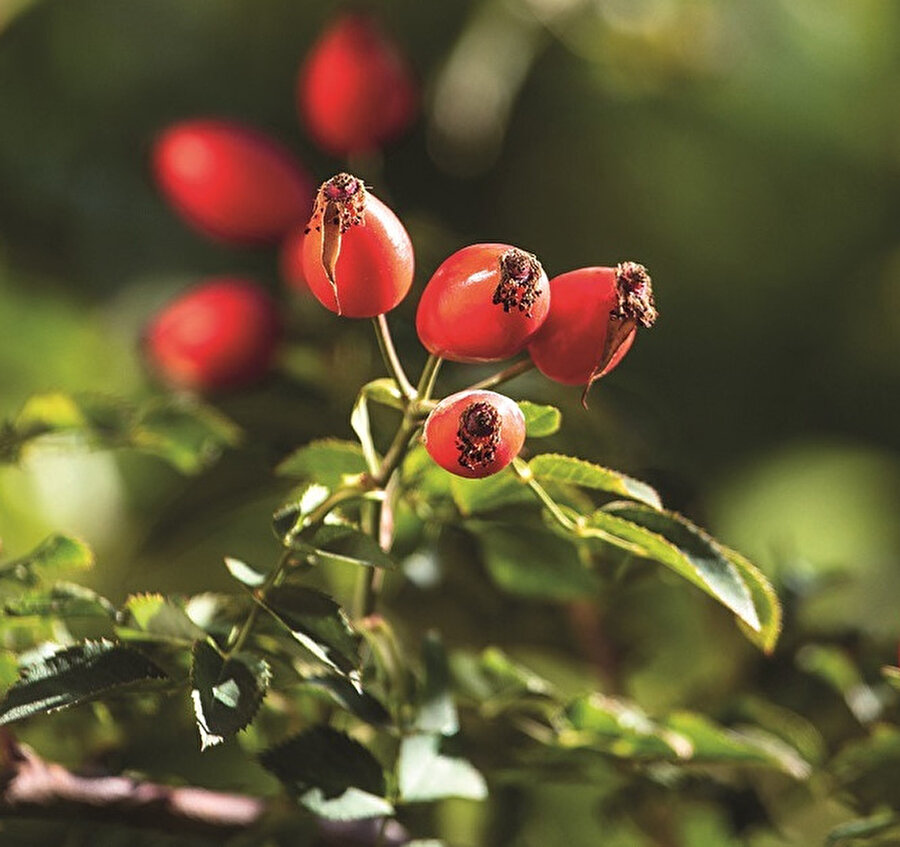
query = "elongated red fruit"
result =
(144, 278, 281, 391)
(153, 119, 314, 245)
(293, 172, 414, 318)
(416, 243, 550, 363)
(528, 263, 657, 399)
(423, 390, 526, 479)
(298, 13, 417, 156)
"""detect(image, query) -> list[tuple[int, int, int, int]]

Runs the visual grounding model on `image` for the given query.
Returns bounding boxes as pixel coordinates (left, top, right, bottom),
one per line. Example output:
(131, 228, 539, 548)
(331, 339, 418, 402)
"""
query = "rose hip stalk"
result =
(298, 13, 417, 157)
(153, 120, 313, 245)
(286, 173, 414, 318)
(528, 262, 658, 401)
(144, 278, 281, 392)
(416, 243, 550, 362)
(423, 390, 526, 479)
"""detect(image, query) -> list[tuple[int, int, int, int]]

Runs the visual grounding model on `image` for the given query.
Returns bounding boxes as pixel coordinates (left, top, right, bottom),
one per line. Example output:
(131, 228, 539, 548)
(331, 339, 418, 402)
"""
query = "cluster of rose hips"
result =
(143, 13, 657, 480)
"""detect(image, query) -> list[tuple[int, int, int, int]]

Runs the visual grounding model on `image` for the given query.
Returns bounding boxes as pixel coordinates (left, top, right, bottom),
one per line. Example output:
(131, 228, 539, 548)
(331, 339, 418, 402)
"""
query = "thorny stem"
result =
(373, 314, 416, 402)
(467, 358, 535, 392)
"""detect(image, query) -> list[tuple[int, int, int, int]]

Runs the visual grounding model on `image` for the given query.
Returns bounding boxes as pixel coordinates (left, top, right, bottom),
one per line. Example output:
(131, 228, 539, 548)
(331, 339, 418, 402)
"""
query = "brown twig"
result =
(0, 730, 270, 838)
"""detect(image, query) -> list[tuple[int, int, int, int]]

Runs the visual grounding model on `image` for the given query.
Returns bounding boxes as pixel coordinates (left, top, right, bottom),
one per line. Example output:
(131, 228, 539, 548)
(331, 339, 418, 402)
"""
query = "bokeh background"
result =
(1, 1, 900, 845)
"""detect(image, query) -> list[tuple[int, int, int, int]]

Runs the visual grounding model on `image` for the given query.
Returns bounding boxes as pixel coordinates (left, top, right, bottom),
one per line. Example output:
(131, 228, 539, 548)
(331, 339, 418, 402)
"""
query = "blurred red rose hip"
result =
(298, 13, 417, 156)
(153, 119, 314, 245)
(528, 262, 657, 398)
(416, 243, 550, 363)
(144, 278, 281, 391)
(290, 172, 414, 318)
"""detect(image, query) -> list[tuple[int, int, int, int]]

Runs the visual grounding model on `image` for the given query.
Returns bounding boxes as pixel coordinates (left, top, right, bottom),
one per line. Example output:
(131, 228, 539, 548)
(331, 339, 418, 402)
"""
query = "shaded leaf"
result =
(3, 582, 115, 620)
(416, 632, 458, 736)
(0, 640, 166, 725)
(276, 439, 368, 487)
(190, 640, 271, 750)
(470, 522, 600, 601)
(530, 454, 661, 509)
(302, 675, 391, 726)
(450, 470, 531, 516)
(260, 726, 391, 820)
(260, 584, 359, 675)
(517, 401, 562, 438)
(398, 734, 488, 803)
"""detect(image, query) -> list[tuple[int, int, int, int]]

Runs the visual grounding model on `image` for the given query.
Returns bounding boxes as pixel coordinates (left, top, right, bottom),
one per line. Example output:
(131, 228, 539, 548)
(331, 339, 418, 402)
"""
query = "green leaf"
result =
(416, 632, 458, 736)
(224, 557, 267, 588)
(826, 811, 899, 845)
(398, 734, 488, 803)
(470, 522, 600, 601)
(517, 402, 562, 438)
(259, 726, 392, 820)
(130, 398, 241, 475)
(563, 694, 694, 760)
(591, 503, 780, 651)
(0, 534, 94, 585)
(351, 387, 380, 474)
(276, 439, 368, 487)
(259, 584, 359, 676)
(3, 582, 115, 620)
(302, 524, 396, 570)
(190, 640, 271, 750)
(361, 377, 406, 411)
(272, 483, 332, 543)
(530, 454, 662, 509)
(116, 593, 207, 645)
(450, 470, 531, 516)
(0, 640, 167, 725)
(301, 675, 391, 726)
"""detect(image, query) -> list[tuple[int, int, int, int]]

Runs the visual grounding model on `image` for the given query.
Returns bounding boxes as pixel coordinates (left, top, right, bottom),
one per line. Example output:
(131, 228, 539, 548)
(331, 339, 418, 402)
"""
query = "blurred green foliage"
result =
(1, 0, 900, 845)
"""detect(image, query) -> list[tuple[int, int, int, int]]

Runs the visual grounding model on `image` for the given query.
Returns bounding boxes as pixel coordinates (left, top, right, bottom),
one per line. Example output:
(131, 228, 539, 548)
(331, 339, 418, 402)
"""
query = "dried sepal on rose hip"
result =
(152, 119, 313, 245)
(416, 243, 550, 363)
(528, 262, 658, 403)
(287, 172, 414, 318)
(143, 277, 281, 392)
(298, 13, 417, 157)
(423, 390, 526, 479)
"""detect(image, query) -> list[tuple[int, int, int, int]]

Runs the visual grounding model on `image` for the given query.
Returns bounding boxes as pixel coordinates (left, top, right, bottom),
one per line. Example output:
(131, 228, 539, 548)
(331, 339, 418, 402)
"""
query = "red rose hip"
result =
(293, 173, 414, 318)
(153, 119, 314, 245)
(528, 262, 657, 398)
(144, 277, 281, 392)
(298, 13, 417, 156)
(423, 390, 526, 479)
(416, 243, 550, 363)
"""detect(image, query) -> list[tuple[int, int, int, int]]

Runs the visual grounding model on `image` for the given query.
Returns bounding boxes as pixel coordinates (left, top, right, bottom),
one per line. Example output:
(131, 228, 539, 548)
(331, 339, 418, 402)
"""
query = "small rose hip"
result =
(298, 13, 417, 156)
(286, 172, 414, 318)
(415, 243, 550, 363)
(423, 390, 526, 479)
(153, 119, 313, 245)
(528, 262, 657, 401)
(144, 278, 281, 392)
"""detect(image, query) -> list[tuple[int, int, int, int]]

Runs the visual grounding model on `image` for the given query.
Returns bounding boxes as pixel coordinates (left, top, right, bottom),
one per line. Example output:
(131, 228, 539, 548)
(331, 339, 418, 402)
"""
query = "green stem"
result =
(512, 457, 578, 533)
(415, 354, 443, 401)
(466, 358, 535, 392)
(372, 314, 415, 402)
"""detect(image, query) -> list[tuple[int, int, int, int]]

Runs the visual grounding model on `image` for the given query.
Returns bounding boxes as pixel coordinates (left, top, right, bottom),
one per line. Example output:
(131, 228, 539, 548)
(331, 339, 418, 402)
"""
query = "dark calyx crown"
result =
(456, 401, 502, 470)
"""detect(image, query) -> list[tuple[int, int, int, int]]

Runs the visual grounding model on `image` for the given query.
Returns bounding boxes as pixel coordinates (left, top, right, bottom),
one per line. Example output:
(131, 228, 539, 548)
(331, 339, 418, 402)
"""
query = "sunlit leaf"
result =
(398, 734, 488, 803)
(517, 401, 562, 438)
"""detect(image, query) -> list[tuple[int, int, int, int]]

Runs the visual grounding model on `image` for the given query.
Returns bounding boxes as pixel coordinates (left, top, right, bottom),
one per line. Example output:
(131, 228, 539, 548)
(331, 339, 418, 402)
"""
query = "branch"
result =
(0, 731, 270, 838)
